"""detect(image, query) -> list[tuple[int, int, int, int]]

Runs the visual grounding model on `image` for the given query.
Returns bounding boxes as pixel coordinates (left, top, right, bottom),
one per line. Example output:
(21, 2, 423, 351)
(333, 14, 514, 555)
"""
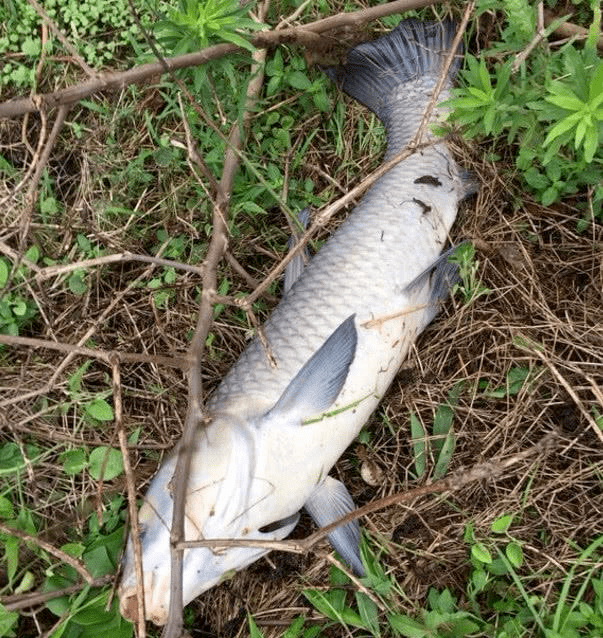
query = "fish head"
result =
(118, 411, 300, 625)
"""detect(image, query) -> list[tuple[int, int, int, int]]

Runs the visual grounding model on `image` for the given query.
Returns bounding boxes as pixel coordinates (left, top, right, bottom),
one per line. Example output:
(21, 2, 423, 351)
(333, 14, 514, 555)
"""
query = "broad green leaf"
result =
(0, 495, 14, 519)
(433, 432, 455, 479)
(85, 398, 114, 422)
(355, 592, 379, 635)
(544, 112, 582, 146)
(216, 29, 255, 52)
(4, 536, 19, 584)
(68, 272, 88, 295)
(0, 603, 19, 637)
(14, 570, 35, 594)
(61, 449, 87, 475)
(24, 245, 39, 263)
(387, 613, 428, 638)
(491, 513, 514, 533)
(288, 71, 312, 91)
(0, 443, 24, 475)
(0, 260, 8, 287)
(471, 542, 492, 564)
(248, 614, 264, 638)
(589, 61, 603, 101)
(583, 128, 598, 162)
(68, 360, 91, 394)
(546, 93, 585, 112)
(506, 541, 524, 567)
(82, 546, 115, 579)
(88, 446, 123, 481)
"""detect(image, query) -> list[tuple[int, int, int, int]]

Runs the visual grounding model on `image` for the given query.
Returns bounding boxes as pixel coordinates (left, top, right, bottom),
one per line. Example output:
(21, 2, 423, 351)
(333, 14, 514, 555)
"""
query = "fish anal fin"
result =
(304, 476, 364, 576)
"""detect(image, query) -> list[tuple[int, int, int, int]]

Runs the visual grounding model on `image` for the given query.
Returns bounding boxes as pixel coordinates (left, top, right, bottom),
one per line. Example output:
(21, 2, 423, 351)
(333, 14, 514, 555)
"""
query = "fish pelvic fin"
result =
(266, 314, 357, 423)
(304, 476, 364, 576)
(323, 19, 461, 135)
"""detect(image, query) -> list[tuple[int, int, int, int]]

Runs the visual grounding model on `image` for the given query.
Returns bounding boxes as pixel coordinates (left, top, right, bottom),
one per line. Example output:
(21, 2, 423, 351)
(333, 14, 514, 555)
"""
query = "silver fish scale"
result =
(210, 138, 460, 412)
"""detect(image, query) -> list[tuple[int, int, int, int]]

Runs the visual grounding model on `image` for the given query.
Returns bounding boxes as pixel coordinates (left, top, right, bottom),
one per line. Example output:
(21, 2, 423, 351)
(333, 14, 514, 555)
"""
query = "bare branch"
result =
(161, 7, 270, 634)
(0, 0, 436, 119)
(178, 433, 557, 553)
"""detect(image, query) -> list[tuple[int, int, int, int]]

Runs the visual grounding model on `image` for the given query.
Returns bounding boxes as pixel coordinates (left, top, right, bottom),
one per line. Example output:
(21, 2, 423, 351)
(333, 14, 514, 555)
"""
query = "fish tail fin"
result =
(323, 18, 461, 130)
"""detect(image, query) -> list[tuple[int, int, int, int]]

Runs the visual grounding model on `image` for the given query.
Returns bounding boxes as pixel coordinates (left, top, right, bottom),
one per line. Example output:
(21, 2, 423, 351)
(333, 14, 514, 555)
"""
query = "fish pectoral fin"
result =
(258, 511, 300, 535)
(402, 244, 463, 327)
(266, 314, 357, 422)
(284, 207, 311, 294)
(304, 476, 364, 576)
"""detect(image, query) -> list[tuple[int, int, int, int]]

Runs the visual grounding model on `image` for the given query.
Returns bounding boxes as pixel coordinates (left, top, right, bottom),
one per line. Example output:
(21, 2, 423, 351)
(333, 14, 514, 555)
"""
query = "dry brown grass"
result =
(1, 7, 602, 638)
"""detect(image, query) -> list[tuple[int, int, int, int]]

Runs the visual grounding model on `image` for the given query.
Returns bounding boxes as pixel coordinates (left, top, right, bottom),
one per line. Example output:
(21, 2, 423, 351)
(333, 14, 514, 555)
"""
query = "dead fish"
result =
(119, 17, 471, 625)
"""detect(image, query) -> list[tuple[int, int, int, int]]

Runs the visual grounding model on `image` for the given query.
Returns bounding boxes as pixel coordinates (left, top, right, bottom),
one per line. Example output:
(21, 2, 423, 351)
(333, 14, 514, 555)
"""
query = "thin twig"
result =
(0, 576, 113, 611)
(112, 357, 146, 638)
(0, 334, 187, 371)
(34, 252, 205, 283)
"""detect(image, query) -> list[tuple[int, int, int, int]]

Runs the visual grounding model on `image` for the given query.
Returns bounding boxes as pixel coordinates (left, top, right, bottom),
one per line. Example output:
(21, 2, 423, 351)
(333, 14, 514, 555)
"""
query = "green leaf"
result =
(287, 71, 312, 90)
(68, 271, 88, 295)
(0, 260, 9, 287)
(81, 546, 116, 579)
(4, 536, 19, 584)
(85, 398, 114, 422)
(0, 603, 19, 637)
(544, 112, 582, 146)
(22, 37, 41, 56)
(506, 541, 524, 568)
(471, 542, 492, 564)
(88, 446, 123, 481)
(387, 613, 428, 637)
(0, 443, 24, 475)
(0, 496, 14, 519)
(583, 127, 598, 162)
(248, 614, 264, 638)
(433, 431, 455, 479)
(355, 592, 379, 636)
(61, 448, 87, 475)
(546, 92, 585, 112)
(217, 29, 255, 52)
(409, 411, 426, 479)
(68, 360, 91, 395)
(491, 513, 514, 533)
(24, 246, 39, 263)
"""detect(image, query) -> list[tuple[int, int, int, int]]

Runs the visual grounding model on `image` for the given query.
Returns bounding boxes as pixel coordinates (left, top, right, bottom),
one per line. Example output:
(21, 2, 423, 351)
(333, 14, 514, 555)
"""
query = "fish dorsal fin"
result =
(284, 207, 311, 294)
(304, 476, 364, 576)
(267, 315, 357, 422)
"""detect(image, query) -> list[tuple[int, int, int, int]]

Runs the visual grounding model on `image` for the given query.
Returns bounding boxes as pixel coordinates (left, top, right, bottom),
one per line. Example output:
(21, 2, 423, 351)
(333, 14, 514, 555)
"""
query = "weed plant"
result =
(444, 0, 603, 229)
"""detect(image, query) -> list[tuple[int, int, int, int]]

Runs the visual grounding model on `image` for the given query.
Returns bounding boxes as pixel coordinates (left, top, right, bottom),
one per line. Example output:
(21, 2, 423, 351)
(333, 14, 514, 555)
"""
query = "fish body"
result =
(120, 18, 469, 625)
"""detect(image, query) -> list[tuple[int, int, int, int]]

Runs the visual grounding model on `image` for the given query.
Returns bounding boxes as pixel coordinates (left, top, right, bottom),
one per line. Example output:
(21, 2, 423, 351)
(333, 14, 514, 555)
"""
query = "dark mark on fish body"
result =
(414, 175, 442, 187)
(413, 198, 432, 215)
(380, 230, 385, 241)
